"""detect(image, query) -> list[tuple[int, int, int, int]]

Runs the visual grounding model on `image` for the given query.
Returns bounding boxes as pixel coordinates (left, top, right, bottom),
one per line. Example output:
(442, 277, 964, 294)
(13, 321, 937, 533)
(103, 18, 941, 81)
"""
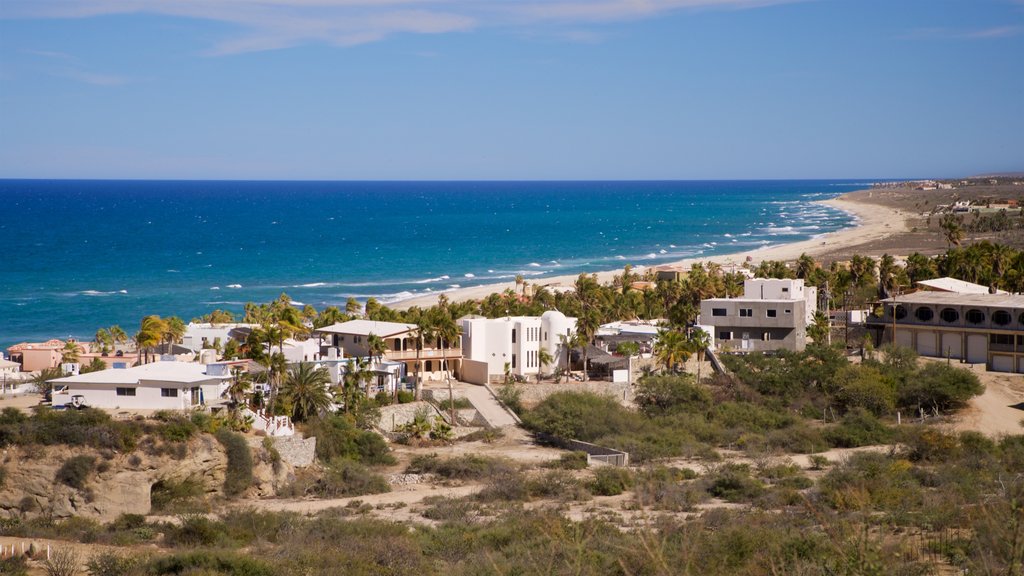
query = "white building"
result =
(49, 361, 233, 410)
(700, 278, 818, 353)
(181, 322, 256, 353)
(460, 311, 577, 384)
(0, 358, 20, 375)
(271, 338, 322, 364)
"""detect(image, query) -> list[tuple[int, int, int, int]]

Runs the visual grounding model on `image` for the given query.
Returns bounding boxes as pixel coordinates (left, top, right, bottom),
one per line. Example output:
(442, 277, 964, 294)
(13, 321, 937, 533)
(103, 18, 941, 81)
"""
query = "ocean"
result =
(0, 180, 865, 349)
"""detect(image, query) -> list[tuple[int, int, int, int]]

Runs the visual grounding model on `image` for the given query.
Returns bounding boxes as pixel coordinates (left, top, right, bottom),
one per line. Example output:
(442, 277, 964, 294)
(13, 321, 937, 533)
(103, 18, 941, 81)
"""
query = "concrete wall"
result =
(461, 359, 489, 385)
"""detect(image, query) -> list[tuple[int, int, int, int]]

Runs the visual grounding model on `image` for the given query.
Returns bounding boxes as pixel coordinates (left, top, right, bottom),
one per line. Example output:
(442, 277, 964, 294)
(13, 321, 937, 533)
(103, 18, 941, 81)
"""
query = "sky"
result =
(0, 0, 1022, 180)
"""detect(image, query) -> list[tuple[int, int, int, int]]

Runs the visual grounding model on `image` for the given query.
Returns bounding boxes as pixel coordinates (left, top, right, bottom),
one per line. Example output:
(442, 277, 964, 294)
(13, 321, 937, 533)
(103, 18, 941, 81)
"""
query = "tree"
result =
(135, 315, 166, 364)
(653, 329, 690, 373)
(162, 316, 186, 352)
(93, 328, 112, 354)
(61, 340, 80, 364)
(807, 311, 831, 345)
(367, 333, 387, 365)
(341, 357, 374, 413)
(81, 357, 107, 374)
(940, 213, 965, 248)
(281, 363, 333, 422)
(634, 373, 710, 417)
(898, 362, 983, 413)
(686, 328, 711, 381)
(537, 346, 554, 384)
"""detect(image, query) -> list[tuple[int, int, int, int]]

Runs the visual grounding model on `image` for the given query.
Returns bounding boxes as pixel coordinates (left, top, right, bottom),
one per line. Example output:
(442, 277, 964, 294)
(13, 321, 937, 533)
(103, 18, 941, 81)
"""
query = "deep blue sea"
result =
(0, 180, 867, 349)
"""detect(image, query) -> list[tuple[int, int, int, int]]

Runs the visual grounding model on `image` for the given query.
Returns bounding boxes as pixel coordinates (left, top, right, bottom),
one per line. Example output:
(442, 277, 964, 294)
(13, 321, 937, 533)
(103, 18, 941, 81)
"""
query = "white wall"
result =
(463, 312, 577, 378)
(52, 378, 227, 410)
(182, 323, 253, 352)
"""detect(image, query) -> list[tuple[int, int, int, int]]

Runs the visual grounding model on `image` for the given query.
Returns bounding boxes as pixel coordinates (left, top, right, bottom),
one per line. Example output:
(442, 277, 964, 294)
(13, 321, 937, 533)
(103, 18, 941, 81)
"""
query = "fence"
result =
(536, 434, 630, 467)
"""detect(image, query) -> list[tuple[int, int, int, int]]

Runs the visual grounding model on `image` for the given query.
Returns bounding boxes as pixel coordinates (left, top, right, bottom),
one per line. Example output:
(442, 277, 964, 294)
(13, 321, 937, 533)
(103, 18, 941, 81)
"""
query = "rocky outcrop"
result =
(0, 433, 292, 522)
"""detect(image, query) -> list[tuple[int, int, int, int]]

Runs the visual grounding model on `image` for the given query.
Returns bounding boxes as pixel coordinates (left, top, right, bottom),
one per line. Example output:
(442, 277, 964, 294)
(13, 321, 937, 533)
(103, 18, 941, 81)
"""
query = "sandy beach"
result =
(394, 192, 910, 309)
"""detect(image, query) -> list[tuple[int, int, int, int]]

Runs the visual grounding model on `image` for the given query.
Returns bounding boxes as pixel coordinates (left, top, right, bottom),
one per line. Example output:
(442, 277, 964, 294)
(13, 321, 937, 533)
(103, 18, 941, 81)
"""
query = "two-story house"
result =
(699, 278, 817, 353)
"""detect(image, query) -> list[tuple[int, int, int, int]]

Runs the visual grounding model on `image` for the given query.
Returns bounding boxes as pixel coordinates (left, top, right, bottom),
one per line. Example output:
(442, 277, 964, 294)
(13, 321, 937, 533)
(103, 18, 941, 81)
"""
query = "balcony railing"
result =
(384, 348, 462, 361)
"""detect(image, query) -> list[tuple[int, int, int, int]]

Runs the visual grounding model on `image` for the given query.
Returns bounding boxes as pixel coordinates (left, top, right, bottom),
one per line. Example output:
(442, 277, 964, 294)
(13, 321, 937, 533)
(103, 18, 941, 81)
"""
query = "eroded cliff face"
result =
(0, 434, 292, 522)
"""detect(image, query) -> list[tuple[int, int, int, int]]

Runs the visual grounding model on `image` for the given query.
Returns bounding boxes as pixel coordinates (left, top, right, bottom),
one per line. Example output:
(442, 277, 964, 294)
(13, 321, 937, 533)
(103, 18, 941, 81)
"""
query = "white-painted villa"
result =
(181, 322, 256, 353)
(314, 319, 461, 382)
(460, 311, 577, 385)
(49, 361, 233, 410)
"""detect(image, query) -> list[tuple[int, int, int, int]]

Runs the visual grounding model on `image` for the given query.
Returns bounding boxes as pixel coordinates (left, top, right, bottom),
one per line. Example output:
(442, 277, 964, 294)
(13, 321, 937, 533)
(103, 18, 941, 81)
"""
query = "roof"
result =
(882, 291, 1024, 308)
(0, 359, 19, 369)
(49, 361, 231, 386)
(916, 277, 1007, 294)
(314, 319, 417, 337)
(7, 339, 67, 352)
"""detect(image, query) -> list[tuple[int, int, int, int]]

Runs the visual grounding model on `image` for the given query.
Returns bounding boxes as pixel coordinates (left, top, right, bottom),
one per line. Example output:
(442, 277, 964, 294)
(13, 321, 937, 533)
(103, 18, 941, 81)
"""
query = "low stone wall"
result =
(421, 388, 469, 402)
(248, 434, 317, 468)
(509, 381, 634, 407)
(376, 401, 444, 432)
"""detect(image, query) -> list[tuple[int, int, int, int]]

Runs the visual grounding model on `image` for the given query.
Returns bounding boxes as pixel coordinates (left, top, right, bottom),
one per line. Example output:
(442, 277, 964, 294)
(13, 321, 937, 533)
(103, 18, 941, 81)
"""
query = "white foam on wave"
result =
(528, 262, 541, 267)
(464, 273, 475, 278)
(211, 287, 220, 290)
(412, 275, 450, 284)
(227, 284, 242, 289)
(298, 282, 328, 288)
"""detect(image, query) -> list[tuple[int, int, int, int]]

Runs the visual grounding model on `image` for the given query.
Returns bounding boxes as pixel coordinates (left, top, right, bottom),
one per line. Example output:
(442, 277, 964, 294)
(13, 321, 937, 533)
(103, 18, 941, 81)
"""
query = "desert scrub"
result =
(544, 451, 589, 470)
(150, 476, 205, 513)
(406, 454, 514, 481)
(284, 459, 390, 498)
(588, 466, 633, 496)
(215, 428, 254, 497)
(304, 414, 395, 466)
(55, 455, 96, 489)
(633, 466, 704, 511)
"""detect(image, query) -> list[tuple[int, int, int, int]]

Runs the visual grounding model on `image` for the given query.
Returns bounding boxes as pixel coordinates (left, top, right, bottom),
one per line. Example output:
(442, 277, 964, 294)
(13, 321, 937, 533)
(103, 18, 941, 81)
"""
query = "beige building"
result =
(871, 291, 1024, 373)
(6, 339, 86, 372)
(314, 320, 461, 382)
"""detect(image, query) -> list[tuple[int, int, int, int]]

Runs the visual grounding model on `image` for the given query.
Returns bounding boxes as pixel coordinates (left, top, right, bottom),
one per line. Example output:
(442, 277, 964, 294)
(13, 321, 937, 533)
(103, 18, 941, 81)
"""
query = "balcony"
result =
(384, 348, 462, 362)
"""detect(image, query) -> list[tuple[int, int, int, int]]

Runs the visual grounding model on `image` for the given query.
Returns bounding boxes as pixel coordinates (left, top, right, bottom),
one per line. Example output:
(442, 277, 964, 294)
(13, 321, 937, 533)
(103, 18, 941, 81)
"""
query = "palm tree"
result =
(367, 333, 387, 365)
(265, 351, 288, 413)
(136, 315, 166, 364)
(536, 347, 554, 384)
(281, 363, 332, 422)
(940, 213, 965, 248)
(162, 316, 186, 353)
(227, 367, 252, 406)
(433, 314, 461, 425)
(93, 328, 112, 354)
(686, 328, 711, 382)
(412, 320, 436, 400)
(61, 340, 80, 364)
(558, 333, 574, 382)
(654, 329, 690, 373)
(341, 357, 373, 412)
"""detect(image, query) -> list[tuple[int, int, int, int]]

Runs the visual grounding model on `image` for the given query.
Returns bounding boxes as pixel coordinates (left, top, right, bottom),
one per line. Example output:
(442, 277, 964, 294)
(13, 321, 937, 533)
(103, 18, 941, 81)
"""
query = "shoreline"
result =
(392, 191, 909, 309)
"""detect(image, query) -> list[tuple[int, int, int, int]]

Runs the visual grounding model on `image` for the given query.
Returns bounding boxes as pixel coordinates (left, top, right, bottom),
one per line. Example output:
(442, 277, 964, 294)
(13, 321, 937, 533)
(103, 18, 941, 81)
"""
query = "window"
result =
(965, 309, 985, 324)
(511, 354, 517, 369)
(161, 388, 178, 397)
(784, 309, 792, 315)
(512, 329, 516, 344)
(990, 334, 1014, 345)
(914, 307, 934, 322)
(892, 305, 908, 320)
(992, 310, 1012, 326)
(940, 308, 959, 323)
(766, 309, 777, 318)
(739, 308, 753, 317)
(719, 331, 732, 341)
(712, 308, 727, 317)
(425, 361, 433, 372)
(782, 287, 789, 292)
(116, 387, 136, 396)
(763, 332, 772, 341)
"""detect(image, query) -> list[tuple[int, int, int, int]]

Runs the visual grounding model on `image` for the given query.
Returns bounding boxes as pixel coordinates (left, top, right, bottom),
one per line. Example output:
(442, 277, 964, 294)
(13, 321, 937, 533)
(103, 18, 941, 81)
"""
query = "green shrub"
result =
(85, 551, 140, 576)
(496, 384, 523, 415)
(305, 415, 395, 466)
(523, 391, 642, 442)
(589, 467, 633, 496)
(150, 476, 205, 513)
(0, 555, 29, 576)
(898, 362, 983, 413)
(420, 496, 476, 523)
(545, 451, 589, 470)
(436, 397, 473, 411)
(475, 468, 529, 502)
(822, 408, 894, 448)
(153, 413, 198, 443)
(316, 459, 390, 498)
(55, 455, 96, 490)
(527, 470, 591, 501)
(633, 466, 704, 511)
(706, 463, 765, 503)
(635, 374, 711, 416)
(396, 390, 415, 404)
(832, 365, 896, 416)
(164, 515, 228, 548)
(215, 428, 253, 497)
(0, 408, 141, 451)
(406, 454, 512, 480)
(145, 550, 275, 576)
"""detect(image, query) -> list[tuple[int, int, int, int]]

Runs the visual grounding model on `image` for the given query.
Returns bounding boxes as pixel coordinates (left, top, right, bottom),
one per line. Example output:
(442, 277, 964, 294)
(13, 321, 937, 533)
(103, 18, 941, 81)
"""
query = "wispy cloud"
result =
(902, 25, 1023, 40)
(0, 0, 810, 54)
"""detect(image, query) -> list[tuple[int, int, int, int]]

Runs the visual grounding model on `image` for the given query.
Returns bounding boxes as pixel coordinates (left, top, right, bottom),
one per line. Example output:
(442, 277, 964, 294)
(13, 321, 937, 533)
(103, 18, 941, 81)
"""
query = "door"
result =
(941, 333, 962, 360)
(966, 334, 987, 364)
(916, 331, 938, 357)
(741, 332, 750, 351)
(991, 355, 1014, 373)
(895, 330, 913, 349)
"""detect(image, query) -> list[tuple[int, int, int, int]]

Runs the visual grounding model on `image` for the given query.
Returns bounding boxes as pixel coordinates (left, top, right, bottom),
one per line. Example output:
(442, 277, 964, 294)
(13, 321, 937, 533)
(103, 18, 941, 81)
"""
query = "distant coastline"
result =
(392, 189, 907, 309)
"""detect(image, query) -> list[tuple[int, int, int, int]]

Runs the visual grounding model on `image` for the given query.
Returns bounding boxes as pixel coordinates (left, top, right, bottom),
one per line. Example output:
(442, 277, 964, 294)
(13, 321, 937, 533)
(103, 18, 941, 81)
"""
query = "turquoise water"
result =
(0, 180, 864, 348)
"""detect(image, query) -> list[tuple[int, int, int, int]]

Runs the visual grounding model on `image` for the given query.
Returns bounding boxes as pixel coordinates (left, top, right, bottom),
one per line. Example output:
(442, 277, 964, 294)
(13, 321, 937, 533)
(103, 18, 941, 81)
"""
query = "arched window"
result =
(892, 304, 907, 320)
(940, 308, 959, 323)
(992, 310, 1012, 326)
(965, 309, 985, 324)
(914, 307, 934, 322)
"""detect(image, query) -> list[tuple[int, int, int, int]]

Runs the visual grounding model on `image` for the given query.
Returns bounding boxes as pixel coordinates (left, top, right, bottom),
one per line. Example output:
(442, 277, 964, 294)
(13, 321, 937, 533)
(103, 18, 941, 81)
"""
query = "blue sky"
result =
(0, 0, 1022, 180)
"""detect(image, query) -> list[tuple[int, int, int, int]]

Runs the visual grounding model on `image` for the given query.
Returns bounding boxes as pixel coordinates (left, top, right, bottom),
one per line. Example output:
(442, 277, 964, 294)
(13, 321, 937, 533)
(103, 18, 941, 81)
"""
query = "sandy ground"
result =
(394, 195, 911, 309)
(951, 362, 1024, 436)
(0, 393, 43, 412)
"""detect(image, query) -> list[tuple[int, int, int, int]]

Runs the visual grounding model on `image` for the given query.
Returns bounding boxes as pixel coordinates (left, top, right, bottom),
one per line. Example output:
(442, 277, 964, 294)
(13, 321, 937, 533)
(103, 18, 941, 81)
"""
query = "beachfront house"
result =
(460, 311, 577, 385)
(181, 322, 256, 353)
(868, 291, 1024, 373)
(5, 339, 85, 372)
(314, 319, 461, 383)
(49, 361, 233, 410)
(699, 278, 817, 353)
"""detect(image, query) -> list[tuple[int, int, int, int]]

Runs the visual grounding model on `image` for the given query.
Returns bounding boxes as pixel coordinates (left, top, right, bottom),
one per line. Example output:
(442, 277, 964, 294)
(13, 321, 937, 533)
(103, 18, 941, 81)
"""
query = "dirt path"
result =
(952, 363, 1024, 437)
(248, 482, 482, 514)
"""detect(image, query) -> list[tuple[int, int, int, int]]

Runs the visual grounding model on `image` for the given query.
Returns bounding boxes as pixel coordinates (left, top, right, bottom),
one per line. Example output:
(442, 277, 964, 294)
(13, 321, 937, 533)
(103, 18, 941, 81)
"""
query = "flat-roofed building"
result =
(314, 319, 461, 383)
(869, 291, 1024, 373)
(460, 311, 577, 384)
(699, 278, 817, 353)
(49, 361, 233, 410)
